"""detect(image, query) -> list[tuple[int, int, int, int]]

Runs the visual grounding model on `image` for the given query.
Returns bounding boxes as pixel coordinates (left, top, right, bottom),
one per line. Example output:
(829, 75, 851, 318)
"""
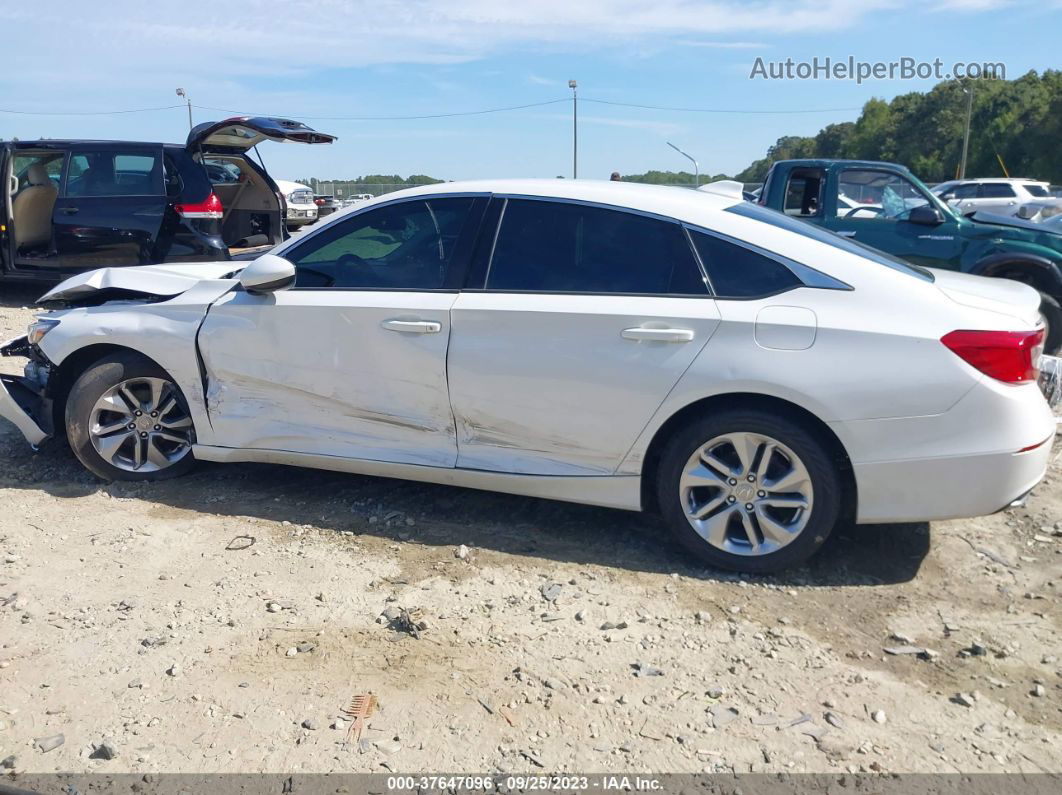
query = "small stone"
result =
(127, 678, 143, 689)
(296, 642, 315, 653)
(332, 718, 347, 730)
(871, 710, 886, 724)
(1032, 684, 1046, 697)
(302, 718, 319, 730)
(90, 740, 118, 761)
(454, 545, 470, 560)
(543, 678, 561, 690)
(706, 686, 724, 699)
(34, 734, 64, 753)
(4, 554, 19, 564)
(825, 711, 845, 729)
(375, 739, 402, 755)
(632, 662, 663, 677)
(1, 755, 16, 769)
(285, 647, 298, 658)
(266, 602, 282, 613)
(166, 663, 180, 677)
(575, 610, 586, 622)
(952, 692, 976, 707)
(709, 704, 739, 728)
(1043, 655, 1058, 664)
(694, 611, 710, 624)
(540, 583, 563, 602)
(600, 621, 628, 631)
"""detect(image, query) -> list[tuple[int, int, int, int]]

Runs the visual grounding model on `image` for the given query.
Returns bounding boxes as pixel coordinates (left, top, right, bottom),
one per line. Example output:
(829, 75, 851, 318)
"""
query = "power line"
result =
(190, 99, 571, 120)
(582, 98, 862, 114)
(0, 98, 862, 119)
(0, 104, 184, 116)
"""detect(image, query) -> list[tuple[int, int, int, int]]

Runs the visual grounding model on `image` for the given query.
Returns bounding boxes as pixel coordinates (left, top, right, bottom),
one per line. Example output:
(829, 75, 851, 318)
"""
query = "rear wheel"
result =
(656, 410, 842, 573)
(65, 352, 196, 481)
(1037, 292, 1061, 355)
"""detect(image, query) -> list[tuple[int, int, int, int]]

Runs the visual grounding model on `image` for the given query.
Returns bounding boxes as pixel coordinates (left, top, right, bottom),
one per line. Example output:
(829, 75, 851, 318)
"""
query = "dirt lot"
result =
(0, 284, 1060, 777)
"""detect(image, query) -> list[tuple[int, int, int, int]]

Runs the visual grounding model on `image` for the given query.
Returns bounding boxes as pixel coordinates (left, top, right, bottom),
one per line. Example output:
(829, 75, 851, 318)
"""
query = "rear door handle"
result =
(382, 319, 442, 334)
(622, 327, 695, 343)
(60, 207, 79, 215)
(836, 230, 856, 237)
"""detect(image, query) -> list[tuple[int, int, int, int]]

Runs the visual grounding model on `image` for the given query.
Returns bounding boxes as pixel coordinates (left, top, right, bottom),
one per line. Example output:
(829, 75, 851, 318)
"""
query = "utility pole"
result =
(667, 141, 700, 188)
(176, 88, 193, 131)
(959, 84, 973, 179)
(568, 79, 578, 179)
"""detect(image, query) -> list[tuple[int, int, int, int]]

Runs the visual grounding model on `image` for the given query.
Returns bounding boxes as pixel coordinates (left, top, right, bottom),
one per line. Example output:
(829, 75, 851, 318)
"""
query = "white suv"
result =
(932, 178, 1062, 219)
(276, 179, 318, 230)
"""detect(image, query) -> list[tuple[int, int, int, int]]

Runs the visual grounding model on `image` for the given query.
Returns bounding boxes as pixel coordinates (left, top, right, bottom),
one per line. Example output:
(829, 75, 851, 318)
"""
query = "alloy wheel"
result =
(678, 431, 814, 557)
(88, 377, 193, 473)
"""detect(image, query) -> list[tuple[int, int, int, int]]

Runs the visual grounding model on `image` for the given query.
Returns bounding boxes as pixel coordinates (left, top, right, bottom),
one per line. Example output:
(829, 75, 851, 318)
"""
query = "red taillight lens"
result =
(941, 329, 1045, 383)
(174, 193, 223, 220)
(314, 198, 325, 206)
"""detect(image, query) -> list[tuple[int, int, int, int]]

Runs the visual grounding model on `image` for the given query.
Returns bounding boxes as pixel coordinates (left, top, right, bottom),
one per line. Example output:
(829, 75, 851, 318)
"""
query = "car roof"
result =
(367, 178, 739, 219)
(11, 139, 182, 148)
(771, 158, 911, 171)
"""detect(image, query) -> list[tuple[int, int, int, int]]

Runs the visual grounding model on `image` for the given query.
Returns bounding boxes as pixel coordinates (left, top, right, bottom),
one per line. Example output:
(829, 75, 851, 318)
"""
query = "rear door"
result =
(196, 195, 484, 465)
(447, 197, 720, 476)
(54, 144, 168, 268)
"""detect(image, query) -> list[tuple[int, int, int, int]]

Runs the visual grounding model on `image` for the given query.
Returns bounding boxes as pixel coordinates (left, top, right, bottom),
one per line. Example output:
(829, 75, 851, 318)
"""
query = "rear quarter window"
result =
(689, 230, 801, 298)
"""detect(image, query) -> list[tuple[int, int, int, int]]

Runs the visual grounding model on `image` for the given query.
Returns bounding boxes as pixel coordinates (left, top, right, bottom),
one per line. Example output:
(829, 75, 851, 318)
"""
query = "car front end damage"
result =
(0, 334, 55, 447)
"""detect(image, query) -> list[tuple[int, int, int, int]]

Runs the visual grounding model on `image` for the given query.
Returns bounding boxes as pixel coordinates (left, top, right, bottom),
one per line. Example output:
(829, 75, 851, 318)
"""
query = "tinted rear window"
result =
(690, 231, 801, 298)
(727, 202, 934, 281)
(486, 199, 708, 295)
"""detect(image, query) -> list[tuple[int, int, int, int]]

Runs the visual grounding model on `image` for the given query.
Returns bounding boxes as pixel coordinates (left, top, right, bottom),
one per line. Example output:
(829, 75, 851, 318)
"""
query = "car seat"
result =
(13, 163, 58, 252)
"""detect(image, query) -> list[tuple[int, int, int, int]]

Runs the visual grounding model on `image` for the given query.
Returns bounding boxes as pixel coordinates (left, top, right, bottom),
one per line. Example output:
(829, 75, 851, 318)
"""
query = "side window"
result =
(783, 169, 824, 217)
(65, 150, 163, 197)
(837, 169, 931, 221)
(690, 230, 801, 299)
(981, 183, 1016, 198)
(486, 199, 706, 295)
(12, 153, 64, 192)
(287, 197, 474, 289)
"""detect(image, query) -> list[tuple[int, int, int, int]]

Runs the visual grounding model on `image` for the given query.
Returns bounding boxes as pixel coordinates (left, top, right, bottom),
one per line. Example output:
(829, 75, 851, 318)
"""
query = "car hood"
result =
(968, 211, 1062, 235)
(930, 268, 1043, 328)
(38, 262, 239, 306)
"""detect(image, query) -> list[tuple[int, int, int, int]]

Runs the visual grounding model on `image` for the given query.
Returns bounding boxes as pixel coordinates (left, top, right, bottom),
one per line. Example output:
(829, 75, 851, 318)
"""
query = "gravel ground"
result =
(0, 284, 1060, 776)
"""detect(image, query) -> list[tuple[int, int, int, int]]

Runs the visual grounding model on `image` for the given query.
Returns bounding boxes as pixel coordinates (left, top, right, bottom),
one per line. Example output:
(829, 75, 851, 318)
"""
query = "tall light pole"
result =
(176, 88, 193, 131)
(959, 84, 973, 179)
(568, 79, 578, 179)
(667, 141, 700, 187)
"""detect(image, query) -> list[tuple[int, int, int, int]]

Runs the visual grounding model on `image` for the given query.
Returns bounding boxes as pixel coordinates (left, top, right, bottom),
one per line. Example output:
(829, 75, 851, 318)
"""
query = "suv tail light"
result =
(175, 193, 223, 220)
(314, 198, 325, 206)
(941, 329, 1044, 383)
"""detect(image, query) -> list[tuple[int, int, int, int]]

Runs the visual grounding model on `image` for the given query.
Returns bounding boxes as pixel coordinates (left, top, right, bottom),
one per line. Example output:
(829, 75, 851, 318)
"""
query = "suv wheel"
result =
(657, 410, 842, 573)
(65, 352, 196, 481)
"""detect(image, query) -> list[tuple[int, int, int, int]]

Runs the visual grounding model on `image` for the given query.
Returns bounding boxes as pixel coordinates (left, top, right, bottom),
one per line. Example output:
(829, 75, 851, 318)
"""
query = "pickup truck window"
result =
(727, 202, 934, 282)
(783, 168, 825, 218)
(837, 169, 930, 221)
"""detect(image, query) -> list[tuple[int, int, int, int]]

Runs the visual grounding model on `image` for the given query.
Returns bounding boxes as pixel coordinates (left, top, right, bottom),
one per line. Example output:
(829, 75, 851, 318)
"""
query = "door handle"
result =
(60, 207, 79, 215)
(836, 230, 856, 237)
(382, 319, 442, 334)
(622, 327, 695, 343)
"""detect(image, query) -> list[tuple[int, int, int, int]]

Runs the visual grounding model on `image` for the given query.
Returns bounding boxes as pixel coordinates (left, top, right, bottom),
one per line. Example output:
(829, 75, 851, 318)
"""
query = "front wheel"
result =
(656, 410, 842, 573)
(65, 352, 197, 481)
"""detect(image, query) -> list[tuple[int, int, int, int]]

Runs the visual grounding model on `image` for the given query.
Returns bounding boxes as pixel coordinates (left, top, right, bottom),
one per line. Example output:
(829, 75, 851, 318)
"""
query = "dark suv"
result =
(0, 117, 334, 284)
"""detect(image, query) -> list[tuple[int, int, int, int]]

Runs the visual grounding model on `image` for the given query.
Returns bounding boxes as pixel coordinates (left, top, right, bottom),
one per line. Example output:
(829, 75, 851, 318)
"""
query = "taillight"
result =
(941, 329, 1044, 384)
(314, 198, 325, 206)
(174, 193, 223, 219)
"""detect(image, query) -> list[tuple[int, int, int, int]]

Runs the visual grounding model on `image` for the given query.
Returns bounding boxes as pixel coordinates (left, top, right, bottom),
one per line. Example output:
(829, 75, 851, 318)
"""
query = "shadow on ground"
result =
(0, 283, 45, 310)
(1, 430, 930, 588)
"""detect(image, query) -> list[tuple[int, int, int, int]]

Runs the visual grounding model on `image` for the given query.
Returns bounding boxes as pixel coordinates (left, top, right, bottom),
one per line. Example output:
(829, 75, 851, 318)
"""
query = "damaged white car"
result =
(1, 180, 1058, 572)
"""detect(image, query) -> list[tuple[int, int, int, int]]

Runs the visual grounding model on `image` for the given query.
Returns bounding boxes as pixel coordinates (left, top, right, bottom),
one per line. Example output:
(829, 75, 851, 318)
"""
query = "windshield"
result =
(728, 202, 934, 281)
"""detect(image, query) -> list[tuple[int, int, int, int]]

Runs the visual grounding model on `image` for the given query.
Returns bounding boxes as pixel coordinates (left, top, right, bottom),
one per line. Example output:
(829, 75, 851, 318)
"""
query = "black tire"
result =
(65, 352, 196, 482)
(656, 409, 842, 573)
(1037, 292, 1061, 355)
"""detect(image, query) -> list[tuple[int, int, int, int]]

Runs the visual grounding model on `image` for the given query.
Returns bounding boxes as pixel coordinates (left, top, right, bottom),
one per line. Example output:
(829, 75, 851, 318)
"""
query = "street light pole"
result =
(176, 88, 193, 131)
(667, 141, 700, 187)
(959, 84, 973, 179)
(568, 79, 578, 179)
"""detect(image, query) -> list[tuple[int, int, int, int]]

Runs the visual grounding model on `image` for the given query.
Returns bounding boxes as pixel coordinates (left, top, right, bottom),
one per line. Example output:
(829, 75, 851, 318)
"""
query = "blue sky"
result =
(2, 1, 1060, 183)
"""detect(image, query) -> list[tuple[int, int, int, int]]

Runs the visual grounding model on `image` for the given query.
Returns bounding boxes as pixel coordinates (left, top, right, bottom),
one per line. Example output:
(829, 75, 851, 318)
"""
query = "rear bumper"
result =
(0, 373, 49, 447)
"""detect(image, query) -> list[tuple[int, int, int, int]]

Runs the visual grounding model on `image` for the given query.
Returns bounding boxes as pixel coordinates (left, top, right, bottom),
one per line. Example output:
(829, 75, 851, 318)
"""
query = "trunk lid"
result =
(186, 117, 336, 152)
(930, 268, 1043, 328)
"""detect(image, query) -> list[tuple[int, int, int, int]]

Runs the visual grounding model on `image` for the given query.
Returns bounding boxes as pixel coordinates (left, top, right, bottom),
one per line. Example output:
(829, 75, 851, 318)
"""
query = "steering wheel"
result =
(844, 206, 884, 219)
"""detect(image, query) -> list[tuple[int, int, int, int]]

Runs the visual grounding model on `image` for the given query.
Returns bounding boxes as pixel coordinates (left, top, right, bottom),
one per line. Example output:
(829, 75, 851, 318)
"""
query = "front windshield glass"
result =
(837, 169, 937, 221)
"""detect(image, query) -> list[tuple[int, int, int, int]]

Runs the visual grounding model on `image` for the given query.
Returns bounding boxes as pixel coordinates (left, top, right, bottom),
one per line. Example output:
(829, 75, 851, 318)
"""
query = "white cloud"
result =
(675, 40, 770, 49)
(933, 0, 1010, 9)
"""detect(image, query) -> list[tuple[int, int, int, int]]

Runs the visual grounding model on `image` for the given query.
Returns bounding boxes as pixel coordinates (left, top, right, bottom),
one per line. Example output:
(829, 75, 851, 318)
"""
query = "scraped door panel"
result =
(448, 294, 721, 476)
(197, 290, 458, 466)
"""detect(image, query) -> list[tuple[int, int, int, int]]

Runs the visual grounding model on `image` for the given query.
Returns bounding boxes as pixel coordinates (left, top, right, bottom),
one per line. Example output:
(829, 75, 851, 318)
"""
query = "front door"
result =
(447, 197, 721, 476)
(54, 144, 168, 268)
(823, 167, 964, 269)
(196, 195, 484, 466)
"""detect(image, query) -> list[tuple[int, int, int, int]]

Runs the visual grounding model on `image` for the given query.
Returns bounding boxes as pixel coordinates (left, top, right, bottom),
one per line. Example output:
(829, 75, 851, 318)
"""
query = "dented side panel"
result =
(196, 289, 459, 466)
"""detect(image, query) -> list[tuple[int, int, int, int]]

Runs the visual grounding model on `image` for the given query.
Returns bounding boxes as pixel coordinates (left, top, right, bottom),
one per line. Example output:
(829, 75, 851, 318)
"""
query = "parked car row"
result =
(0, 180, 1057, 574)
(932, 178, 1062, 221)
(0, 117, 335, 278)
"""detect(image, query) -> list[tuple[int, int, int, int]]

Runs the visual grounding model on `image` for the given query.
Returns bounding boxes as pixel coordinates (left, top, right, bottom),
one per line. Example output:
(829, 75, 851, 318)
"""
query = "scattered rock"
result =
(1032, 684, 1046, 698)
(285, 647, 298, 658)
(631, 662, 664, 677)
(706, 686, 724, 699)
(127, 678, 143, 689)
(33, 734, 64, 753)
(709, 704, 739, 729)
(266, 602, 282, 613)
(166, 663, 180, 677)
(90, 740, 118, 761)
(1, 755, 16, 769)
(296, 642, 315, 653)
(952, 692, 976, 708)
(375, 739, 402, 755)
(540, 583, 563, 602)
(824, 711, 845, 729)
(816, 734, 856, 761)
(600, 621, 628, 631)
(871, 710, 886, 724)
(454, 545, 470, 560)
(302, 718, 318, 730)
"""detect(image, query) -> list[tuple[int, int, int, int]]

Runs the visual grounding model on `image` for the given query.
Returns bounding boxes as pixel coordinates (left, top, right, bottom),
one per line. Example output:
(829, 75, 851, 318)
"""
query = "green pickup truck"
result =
(757, 159, 1062, 353)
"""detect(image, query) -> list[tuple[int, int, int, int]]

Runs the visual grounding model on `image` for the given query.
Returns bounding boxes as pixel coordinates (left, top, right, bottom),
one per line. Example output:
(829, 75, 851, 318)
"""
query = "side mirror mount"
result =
(909, 205, 944, 226)
(239, 253, 296, 294)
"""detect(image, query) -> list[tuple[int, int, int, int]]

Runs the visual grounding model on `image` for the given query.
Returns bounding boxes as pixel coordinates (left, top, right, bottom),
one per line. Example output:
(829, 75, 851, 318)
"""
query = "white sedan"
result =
(0, 180, 1056, 572)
